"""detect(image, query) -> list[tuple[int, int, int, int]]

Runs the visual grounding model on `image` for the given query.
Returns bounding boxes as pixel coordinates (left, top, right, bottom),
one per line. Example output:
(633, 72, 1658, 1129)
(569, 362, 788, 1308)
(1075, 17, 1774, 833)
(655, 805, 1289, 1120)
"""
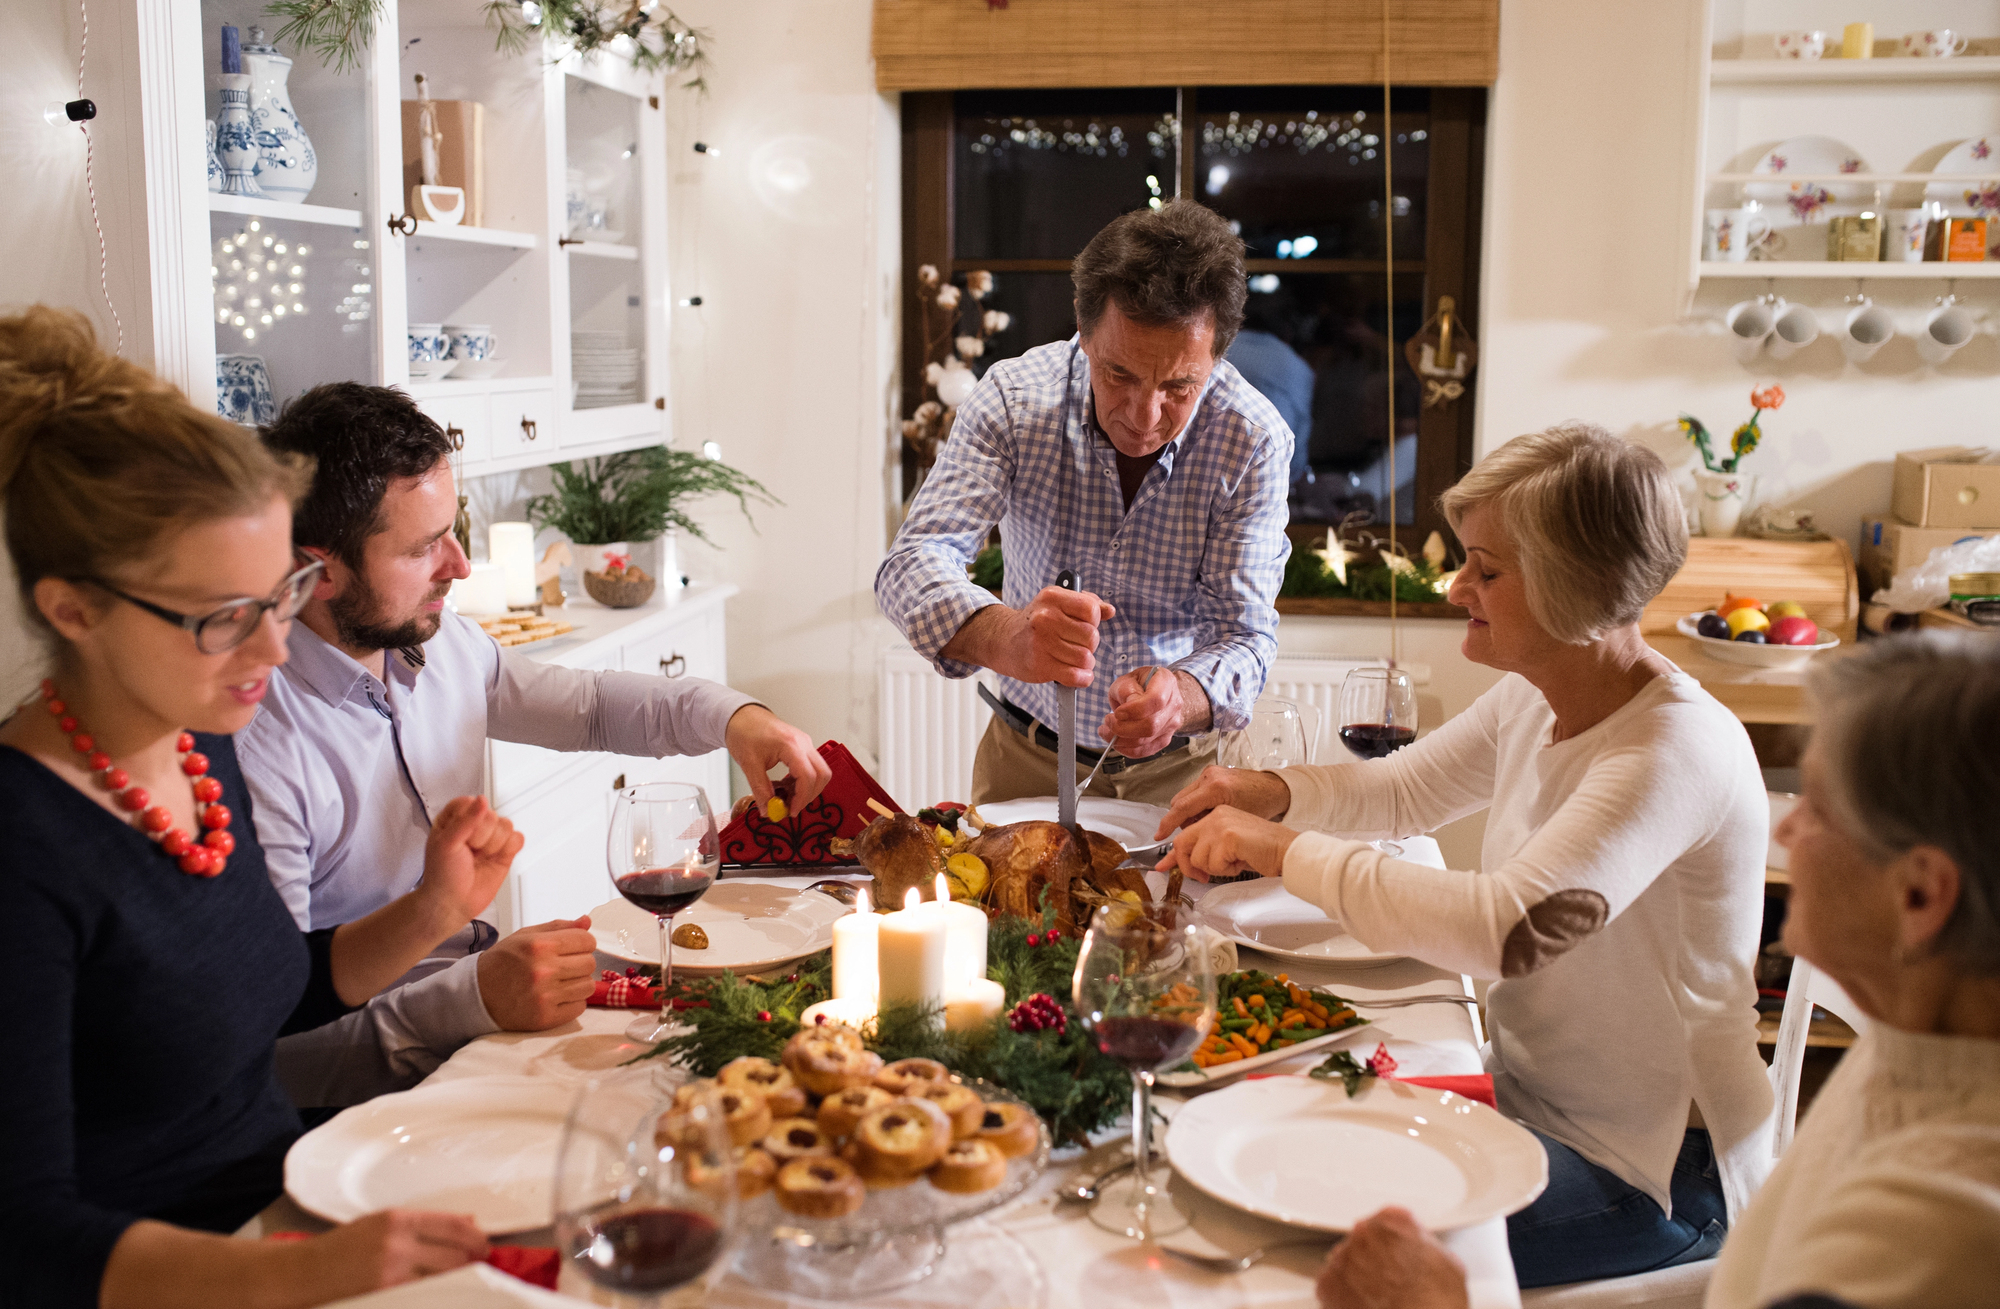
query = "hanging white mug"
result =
(1765, 301, 1821, 359)
(1885, 208, 1931, 262)
(1917, 297, 1977, 365)
(1840, 298, 1895, 364)
(1705, 208, 1773, 263)
(1726, 298, 1777, 355)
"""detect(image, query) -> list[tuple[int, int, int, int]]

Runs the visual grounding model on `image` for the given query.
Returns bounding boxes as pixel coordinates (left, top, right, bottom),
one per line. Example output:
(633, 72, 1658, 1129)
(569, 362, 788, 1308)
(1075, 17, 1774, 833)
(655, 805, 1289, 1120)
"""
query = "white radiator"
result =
(877, 646, 1430, 800)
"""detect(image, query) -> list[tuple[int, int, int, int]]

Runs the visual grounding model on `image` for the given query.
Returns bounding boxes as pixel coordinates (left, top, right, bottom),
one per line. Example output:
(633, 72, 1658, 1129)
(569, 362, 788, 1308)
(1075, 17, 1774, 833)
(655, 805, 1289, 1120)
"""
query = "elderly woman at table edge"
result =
(1302, 633, 2000, 1309)
(1160, 423, 1774, 1287)
(0, 308, 509, 1307)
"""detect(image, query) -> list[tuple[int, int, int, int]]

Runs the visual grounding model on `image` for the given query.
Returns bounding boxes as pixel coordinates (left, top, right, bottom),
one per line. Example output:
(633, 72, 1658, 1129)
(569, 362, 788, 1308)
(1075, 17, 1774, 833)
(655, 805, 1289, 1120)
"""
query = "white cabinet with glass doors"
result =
(134, 0, 671, 475)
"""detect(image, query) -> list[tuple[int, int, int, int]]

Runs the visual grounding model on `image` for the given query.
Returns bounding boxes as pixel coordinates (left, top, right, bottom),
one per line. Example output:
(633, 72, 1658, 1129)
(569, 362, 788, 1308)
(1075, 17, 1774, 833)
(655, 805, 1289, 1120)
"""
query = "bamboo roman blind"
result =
(872, 0, 1499, 91)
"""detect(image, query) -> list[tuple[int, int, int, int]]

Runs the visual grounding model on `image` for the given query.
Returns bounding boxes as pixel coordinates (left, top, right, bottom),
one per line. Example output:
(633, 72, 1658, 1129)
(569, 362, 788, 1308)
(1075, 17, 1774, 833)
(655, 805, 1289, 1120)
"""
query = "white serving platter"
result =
(1192, 876, 1405, 967)
(591, 880, 848, 975)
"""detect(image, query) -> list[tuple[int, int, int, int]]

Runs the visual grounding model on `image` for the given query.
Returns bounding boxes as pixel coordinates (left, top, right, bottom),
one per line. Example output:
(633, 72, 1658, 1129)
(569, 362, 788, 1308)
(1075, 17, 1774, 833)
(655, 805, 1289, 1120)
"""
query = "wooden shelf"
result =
(561, 240, 640, 260)
(1713, 56, 2000, 85)
(411, 222, 537, 249)
(1699, 261, 2000, 279)
(1708, 172, 2000, 184)
(207, 194, 362, 228)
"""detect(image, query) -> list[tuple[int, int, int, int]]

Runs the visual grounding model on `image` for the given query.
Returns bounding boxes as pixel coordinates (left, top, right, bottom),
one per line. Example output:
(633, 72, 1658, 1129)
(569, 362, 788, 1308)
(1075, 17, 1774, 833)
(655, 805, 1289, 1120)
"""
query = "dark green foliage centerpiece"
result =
(643, 903, 1133, 1146)
(526, 446, 777, 549)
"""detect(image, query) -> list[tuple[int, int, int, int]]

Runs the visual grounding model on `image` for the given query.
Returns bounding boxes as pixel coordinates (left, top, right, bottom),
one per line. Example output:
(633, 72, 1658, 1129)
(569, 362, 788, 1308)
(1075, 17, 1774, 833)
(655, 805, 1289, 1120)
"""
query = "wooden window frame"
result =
(900, 86, 1485, 553)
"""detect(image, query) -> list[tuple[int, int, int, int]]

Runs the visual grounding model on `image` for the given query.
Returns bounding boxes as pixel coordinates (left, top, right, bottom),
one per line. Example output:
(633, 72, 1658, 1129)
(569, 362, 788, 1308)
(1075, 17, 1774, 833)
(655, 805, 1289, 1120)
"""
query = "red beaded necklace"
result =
(38, 679, 235, 878)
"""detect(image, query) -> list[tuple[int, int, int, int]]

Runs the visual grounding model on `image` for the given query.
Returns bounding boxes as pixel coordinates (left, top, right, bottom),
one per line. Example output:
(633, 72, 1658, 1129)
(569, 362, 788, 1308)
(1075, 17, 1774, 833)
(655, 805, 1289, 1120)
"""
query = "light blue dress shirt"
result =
(875, 337, 1292, 736)
(236, 609, 755, 1105)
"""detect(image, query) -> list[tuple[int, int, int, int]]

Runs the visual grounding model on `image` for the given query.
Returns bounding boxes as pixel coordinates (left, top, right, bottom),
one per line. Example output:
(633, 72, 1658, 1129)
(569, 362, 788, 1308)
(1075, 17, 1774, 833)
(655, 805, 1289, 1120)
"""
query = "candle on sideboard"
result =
(451, 562, 506, 616)
(830, 886, 879, 1006)
(489, 521, 536, 607)
(877, 886, 946, 1017)
(944, 977, 1007, 1033)
(932, 873, 989, 997)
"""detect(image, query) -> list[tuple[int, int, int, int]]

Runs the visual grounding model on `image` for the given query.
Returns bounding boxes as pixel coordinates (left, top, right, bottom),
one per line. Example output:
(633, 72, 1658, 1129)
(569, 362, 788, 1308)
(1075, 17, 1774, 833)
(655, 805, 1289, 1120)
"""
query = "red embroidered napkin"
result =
(588, 969, 712, 1011)
(718, 740, 902, 866)
(264, 1235, 560, 1289)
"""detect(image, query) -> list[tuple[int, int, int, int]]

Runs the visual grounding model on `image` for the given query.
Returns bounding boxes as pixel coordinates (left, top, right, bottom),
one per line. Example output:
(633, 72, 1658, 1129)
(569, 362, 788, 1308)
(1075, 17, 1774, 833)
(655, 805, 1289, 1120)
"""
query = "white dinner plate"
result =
(286, 1076, 572, 1233)
(591, 880, 849, 974)
(1926, 136, 2000, 224)
(1193, 876, 1405, 967)
(1743, 135, 1871, 223)
(1676, 611, 1840, 670)
(970, 796, 1172, 851)
(1165, 1077, 1548, 1232)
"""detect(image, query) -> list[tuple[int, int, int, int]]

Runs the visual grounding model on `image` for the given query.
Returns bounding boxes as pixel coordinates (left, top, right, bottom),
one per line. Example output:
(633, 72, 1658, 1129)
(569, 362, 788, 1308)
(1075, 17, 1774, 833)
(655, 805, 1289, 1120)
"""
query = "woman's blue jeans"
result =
(1506, 1127, 1728, 1288)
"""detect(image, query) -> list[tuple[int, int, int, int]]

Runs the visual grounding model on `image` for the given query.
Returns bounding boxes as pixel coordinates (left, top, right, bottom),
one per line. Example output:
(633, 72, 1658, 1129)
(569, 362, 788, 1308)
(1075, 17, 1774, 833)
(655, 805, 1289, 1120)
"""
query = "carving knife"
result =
(1055, 569, 1079, 827)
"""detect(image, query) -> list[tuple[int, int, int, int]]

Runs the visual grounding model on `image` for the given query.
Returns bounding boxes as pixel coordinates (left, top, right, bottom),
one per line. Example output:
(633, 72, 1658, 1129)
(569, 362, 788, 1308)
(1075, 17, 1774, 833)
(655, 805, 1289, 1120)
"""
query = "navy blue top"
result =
(0, 732, 349, 1307)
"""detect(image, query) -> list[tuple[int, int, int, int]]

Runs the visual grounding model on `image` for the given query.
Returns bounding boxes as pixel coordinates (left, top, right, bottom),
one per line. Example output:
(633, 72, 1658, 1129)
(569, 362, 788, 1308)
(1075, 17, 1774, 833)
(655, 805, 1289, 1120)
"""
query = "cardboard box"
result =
(401, 100, 485, 229)
(1890, 446, 2000, 528)
(1858, 514, 1999, 593)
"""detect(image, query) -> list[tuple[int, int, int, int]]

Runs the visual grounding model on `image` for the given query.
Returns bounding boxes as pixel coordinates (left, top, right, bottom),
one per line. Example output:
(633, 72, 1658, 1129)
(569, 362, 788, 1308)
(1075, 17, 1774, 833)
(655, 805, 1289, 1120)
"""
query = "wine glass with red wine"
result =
(608, 782, 720, 1043)
(555, 1068, 738, 1305)
(1338, 666, 1418, 760)
(1072, 903, 1217, 1239)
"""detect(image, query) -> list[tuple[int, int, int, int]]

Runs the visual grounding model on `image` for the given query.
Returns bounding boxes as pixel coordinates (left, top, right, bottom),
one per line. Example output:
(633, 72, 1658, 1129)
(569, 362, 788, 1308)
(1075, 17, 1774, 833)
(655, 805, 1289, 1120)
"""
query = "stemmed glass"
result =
(1220, 696, 1320, 771)
(1337, 666, 1419, 760)
(608, 782, 720, 1043)
(554, 1067, 738, 1305)
(1071, 902, 1217, 1239)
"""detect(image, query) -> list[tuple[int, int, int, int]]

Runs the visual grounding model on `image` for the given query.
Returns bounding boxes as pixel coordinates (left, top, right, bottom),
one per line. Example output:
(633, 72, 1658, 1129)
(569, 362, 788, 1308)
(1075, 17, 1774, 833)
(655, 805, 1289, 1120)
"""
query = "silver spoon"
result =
(802, 879, 861, 906)
(1058, 1158, 1134, 1203)
(1160, 1238, 1336, 1275)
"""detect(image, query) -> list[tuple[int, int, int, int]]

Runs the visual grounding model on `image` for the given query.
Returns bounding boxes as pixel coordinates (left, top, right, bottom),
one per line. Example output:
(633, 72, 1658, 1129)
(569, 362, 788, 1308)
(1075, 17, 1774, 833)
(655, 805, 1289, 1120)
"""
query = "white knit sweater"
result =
(1276, 670, 1774, 1217)
(1708, 1023, 2000, 1309)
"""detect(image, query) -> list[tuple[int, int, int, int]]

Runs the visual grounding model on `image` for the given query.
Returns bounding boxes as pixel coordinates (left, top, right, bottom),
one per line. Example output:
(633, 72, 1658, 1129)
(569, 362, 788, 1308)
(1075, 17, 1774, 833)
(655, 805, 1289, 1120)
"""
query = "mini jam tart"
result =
(782, 1030, 885, 1096)
(852, 1097, 952, 1181)
(972, 1101, 1040, 1159)
(686, 1145, 777, 1201)
(716, 1087, 775, 1148)
(873, 1056, 951, 1096)
(774, 1156, 866, 1219)
(918, 1081, 985, 1139)
(719, 1055, 809, 1117)
(929, 1138, 1009, 1194)
(759, 1116, 835, 1164)
(816, 1084, 894, 1140)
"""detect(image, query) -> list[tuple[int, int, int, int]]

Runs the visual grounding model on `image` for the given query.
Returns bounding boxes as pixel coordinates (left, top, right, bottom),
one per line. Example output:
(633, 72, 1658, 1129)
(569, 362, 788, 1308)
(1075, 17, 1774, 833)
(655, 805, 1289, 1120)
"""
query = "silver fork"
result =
(1160, 1238, 1336, 1275)
(1353, 994, 1480, 1009)
(1079, 666, 1158, 795)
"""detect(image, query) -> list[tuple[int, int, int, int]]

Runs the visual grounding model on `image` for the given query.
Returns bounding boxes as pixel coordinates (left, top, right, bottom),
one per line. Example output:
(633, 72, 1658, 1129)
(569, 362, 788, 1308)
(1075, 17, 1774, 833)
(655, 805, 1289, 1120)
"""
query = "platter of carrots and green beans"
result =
(1157, 968, 1372, 1088)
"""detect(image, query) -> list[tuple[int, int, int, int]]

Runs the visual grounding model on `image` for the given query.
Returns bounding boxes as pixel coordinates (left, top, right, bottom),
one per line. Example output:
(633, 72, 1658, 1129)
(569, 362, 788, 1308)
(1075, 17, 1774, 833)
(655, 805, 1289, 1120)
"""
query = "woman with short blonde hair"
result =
(1161, 422, 1773, 1287)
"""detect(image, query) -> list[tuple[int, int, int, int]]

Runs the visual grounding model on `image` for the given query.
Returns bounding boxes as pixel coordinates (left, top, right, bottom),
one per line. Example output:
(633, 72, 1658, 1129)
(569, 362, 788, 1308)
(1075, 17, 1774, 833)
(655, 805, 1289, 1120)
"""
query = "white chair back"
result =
(1769, 957, 1868, 1157)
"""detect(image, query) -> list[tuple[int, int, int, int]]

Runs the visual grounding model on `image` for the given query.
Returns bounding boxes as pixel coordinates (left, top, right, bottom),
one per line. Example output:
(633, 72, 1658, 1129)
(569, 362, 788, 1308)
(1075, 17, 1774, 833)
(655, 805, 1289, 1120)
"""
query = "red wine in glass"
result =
(1338, 723, 1418, 760)
(1093, 1015, 1204, 1072)
(573, 1205, 724, 1294)
(615, 865, 716, 917)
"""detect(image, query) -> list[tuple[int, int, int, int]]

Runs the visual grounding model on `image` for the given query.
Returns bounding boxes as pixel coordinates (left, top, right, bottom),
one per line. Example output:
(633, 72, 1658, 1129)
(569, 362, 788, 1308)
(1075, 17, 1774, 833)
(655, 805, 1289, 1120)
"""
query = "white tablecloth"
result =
(256, 874, 1522, 1309)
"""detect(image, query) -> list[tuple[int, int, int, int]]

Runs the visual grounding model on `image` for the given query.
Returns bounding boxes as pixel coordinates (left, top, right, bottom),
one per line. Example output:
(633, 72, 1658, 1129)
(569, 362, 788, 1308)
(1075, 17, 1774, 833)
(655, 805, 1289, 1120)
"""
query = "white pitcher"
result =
(242, 27, 317, 203)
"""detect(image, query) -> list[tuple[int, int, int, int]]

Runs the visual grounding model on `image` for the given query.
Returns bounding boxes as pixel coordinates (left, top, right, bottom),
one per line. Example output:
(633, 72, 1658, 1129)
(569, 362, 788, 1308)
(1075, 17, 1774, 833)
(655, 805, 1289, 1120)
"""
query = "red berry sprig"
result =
(1006, 992, 1068, 1035)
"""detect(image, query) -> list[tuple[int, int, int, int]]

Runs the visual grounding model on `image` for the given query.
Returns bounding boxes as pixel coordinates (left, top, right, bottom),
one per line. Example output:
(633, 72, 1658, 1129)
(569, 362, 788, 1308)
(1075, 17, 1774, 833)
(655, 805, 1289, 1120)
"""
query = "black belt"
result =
(978, 684, 1190, 775)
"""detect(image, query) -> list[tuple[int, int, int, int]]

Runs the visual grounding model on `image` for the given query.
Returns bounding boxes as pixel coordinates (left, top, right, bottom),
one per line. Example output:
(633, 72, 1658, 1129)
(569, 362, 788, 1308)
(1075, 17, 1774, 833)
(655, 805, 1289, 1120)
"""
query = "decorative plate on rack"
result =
(1744, 136, 1872, 223)
(1925, 137, 2000, 222)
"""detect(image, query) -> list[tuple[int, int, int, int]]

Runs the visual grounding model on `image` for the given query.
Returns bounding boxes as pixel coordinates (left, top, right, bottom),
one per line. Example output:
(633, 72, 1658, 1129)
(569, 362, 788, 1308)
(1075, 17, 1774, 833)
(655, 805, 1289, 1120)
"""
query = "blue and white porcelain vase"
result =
(216, 354, 275, 426)
(212, 74, 263, 197)
(206, 120, 224, 192)
(242, 28, 316, 203)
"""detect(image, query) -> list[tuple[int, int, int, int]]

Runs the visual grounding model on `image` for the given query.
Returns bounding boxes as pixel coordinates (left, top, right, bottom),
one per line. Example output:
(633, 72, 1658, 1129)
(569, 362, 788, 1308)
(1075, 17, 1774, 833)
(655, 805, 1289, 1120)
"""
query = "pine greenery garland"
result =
(642, 902, 1133, 1146)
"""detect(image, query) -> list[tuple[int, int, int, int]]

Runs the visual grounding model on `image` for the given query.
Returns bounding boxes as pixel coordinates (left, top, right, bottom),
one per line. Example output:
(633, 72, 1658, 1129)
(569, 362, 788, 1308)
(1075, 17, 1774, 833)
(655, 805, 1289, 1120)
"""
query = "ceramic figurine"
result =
(241, 28, 317, 203)
(213, 74, 263, 197)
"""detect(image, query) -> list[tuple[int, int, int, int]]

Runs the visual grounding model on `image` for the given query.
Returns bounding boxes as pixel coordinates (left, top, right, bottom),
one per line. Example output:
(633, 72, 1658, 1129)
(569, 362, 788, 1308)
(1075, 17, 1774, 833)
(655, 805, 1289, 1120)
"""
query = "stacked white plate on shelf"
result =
(571, 329, 640, 409)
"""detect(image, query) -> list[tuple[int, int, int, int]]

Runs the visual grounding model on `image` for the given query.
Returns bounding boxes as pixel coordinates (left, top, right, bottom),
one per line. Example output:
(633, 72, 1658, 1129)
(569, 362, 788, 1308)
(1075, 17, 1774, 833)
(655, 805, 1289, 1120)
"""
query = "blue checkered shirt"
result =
(876, 337, 1292, 736)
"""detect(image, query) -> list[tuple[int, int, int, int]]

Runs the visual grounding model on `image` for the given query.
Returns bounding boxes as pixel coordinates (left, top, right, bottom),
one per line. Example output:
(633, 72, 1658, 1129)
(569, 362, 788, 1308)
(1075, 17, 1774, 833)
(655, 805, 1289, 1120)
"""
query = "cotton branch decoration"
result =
(902, 266, 1010, 474)
(264, 0, 711, 81)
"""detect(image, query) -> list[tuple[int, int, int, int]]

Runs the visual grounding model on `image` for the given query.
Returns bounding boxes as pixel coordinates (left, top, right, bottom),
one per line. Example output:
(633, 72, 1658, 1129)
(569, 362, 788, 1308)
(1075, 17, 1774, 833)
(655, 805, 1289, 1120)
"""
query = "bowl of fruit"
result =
(1677, 596, 1840, 670)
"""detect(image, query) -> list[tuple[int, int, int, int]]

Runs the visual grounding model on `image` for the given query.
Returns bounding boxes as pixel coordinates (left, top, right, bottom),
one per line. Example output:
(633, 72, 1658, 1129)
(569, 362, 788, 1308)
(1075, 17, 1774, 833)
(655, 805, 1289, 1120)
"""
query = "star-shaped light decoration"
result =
(1314, 528, 1350, 587)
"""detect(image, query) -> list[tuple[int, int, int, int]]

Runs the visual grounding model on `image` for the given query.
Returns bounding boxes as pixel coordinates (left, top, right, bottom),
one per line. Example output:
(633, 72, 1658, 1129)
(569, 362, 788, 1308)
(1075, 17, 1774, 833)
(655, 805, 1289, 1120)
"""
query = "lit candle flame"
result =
(934, 872, 950, 904)
(855, 885, 871, 915)
(903, 886, 922, 912)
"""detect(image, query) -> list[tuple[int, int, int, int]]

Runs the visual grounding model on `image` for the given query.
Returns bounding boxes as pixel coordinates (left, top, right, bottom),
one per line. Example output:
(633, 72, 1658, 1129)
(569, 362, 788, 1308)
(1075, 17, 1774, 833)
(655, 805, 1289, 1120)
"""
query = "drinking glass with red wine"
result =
(555, 1068, 738, 1305)
(1338, 666, 1418, 760)
(608, 782, 720, 1043)
(1072, 903, 1217, 1239)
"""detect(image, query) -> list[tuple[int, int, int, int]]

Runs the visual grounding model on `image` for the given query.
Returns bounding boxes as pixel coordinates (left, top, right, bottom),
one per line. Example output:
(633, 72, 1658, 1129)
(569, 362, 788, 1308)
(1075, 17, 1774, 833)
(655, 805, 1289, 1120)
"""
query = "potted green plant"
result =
(526, 445, 777, 600)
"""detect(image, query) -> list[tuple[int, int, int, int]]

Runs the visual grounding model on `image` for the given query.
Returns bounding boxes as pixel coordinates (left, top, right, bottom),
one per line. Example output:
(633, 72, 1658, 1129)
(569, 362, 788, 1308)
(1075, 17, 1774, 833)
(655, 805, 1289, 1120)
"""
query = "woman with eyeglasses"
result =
(0, 308, 523, 1307)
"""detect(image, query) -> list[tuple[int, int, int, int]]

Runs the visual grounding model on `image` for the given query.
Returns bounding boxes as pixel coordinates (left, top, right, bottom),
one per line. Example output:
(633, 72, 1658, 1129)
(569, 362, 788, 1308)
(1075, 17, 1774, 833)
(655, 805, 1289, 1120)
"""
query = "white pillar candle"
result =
(932, 873, 990, 997)
(489, 521, 537, 607)
(877, 886, 947, 1016)
(451, 562, 507, 615)
(944, 978, 1007, 1032)
(830, 887, 879, 1006)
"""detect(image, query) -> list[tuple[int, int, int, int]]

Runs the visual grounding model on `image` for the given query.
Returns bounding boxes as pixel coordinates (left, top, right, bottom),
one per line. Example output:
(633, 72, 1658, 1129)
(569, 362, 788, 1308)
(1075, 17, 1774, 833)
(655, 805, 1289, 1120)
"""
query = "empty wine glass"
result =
(554, 1067, 737, 1306)
(1338, 666, 1418, 760)
(1072, 902, 1217, 1239)
(1220, 697, 1320, 771)
(609, 782, 720, 1043)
